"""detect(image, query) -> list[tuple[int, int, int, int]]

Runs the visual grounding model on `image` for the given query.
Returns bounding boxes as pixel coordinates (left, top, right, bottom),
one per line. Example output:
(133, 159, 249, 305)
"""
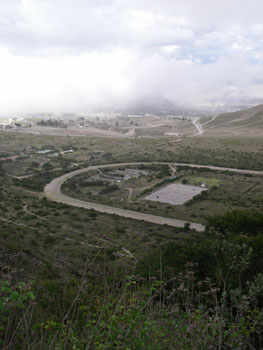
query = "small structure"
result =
(115, 168, 149, 179)
(201, 182, 207, 188)
(36, 149, 53, 154)
(61, 149, 74, 154)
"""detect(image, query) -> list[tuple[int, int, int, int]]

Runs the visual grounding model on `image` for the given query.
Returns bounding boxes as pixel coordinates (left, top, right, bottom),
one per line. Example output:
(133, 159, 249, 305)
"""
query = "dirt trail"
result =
(192, 118, 204, 135)
(201, 115, 218, 127)
(125, 187, 133, 202)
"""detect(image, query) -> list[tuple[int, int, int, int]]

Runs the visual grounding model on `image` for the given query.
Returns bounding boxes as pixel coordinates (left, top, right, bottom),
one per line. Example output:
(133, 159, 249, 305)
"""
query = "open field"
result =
(13, 125, 131, 138)
(7, 115, 197, 138)
(1, 131, 263, 174)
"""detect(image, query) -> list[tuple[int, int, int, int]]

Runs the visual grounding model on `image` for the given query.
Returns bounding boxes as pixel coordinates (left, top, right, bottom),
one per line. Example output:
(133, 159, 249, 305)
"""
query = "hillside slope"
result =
(201, 104, 263, 135)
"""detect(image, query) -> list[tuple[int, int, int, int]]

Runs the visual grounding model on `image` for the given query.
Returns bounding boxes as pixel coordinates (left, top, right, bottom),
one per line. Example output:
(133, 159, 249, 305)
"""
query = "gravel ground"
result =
(145, 183, 207, 205)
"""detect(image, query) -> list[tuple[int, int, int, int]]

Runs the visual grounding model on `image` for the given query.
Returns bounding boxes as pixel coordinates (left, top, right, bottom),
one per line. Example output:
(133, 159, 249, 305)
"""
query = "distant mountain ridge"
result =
(99, 96, 210, 117)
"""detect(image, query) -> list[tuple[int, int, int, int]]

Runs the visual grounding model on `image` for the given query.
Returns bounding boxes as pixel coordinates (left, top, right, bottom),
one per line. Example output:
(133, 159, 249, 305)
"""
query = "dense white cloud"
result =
(0, 0, 263, 113)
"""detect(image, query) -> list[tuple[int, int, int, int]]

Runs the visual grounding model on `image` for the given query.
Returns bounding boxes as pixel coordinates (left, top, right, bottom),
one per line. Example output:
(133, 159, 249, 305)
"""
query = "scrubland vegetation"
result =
(1, 131, 263, 349)
(1, 209, 263, 349)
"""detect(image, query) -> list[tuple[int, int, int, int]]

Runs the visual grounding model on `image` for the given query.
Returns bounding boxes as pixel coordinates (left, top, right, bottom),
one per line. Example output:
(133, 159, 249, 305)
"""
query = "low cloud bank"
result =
(1, 45, 263, 115)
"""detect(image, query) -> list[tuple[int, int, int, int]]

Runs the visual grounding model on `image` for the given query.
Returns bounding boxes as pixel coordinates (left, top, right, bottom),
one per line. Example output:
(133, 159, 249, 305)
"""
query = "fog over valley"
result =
(1, 0, 263, 114)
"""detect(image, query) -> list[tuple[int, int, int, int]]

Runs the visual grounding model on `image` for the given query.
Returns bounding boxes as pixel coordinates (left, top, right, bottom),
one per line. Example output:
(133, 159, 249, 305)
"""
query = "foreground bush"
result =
(1, 210, 263, 349)
(1, 253, 263, 349)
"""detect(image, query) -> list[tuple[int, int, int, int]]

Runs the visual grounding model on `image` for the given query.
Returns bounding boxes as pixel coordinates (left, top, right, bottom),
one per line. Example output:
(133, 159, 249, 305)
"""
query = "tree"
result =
(206, 210, 263, 236)
(0, 161, 6, 177)
(42, 162, 53, 174)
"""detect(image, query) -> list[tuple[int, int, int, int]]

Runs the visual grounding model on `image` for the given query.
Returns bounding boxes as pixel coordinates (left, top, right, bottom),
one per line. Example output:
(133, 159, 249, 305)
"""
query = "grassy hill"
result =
(201, 104, 263, 135)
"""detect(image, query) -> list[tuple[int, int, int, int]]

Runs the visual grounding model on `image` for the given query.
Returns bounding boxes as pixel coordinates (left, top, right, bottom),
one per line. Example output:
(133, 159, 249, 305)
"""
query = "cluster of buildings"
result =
(92, 168, 149, 184)
(0, 117, 24, 129)
(35, 149, 75, 156)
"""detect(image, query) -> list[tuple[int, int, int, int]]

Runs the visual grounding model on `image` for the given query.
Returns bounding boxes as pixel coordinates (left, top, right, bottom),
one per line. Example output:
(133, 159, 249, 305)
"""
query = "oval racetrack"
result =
(44, 162, 263, 232)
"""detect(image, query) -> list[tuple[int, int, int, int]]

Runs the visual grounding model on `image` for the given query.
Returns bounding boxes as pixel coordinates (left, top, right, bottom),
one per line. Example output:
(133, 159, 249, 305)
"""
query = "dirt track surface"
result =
(44, 162, 263, 232)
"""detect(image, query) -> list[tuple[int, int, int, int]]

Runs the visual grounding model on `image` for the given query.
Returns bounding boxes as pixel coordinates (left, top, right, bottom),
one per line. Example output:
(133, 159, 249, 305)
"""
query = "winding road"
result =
(44, 162, 263, 232)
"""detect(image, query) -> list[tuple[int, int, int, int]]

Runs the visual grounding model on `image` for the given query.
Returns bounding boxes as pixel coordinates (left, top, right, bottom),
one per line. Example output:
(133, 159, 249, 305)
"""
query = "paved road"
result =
(44, 162, 263, 232)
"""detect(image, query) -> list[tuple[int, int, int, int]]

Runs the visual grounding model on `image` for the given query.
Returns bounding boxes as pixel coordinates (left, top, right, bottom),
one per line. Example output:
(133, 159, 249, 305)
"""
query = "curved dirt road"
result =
(44, 162, 263, 232)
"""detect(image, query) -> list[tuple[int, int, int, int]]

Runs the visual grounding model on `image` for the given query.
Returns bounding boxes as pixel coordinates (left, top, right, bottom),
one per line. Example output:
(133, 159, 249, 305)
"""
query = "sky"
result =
(1, 0, 263, 114)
